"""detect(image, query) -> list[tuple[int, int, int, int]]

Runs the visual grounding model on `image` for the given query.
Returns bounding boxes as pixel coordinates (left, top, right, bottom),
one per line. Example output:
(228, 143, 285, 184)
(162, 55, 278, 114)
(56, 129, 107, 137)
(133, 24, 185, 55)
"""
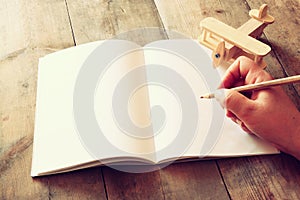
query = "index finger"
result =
(219, 56, 261, 88)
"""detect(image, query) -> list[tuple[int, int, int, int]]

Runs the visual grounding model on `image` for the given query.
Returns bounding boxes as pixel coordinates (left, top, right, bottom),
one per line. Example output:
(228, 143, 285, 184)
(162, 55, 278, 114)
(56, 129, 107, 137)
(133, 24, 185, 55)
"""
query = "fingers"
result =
(239, 120, 254, 134)
(221, 89, 256, 123)
(215, 89, 255, 134)
(216, 56, 276, 136)
(219, 56, 253, 88)
(217, 89, 257, 134)
(219, 56, 273, 89)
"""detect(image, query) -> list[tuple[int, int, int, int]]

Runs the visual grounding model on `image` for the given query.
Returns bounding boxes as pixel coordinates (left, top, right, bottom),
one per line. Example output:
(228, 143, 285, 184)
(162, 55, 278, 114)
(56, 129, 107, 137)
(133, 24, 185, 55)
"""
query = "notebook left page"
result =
(31, 40, 156, 176)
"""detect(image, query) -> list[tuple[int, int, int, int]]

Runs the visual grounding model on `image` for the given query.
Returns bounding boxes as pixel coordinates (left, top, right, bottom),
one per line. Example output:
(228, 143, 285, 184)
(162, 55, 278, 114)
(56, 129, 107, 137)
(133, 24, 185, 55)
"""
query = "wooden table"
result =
(1, 0, 300, 199)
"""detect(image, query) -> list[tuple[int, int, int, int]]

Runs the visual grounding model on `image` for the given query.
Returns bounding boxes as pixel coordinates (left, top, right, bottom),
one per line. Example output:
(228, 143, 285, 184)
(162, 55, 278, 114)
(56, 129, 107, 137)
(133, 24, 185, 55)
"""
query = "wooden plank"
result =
(0, 0, 74, 60)
(218, 154, 300, 199)
(153, 0, 252, 39)
(160, 161, 230, 200)
(102, 161, 230, 200)
(65, 0, 167, 45)
(47, 167, 106, 200)
(0, 0, 107, 199)
(1, 0, 298, 199)
(0, 128, 49, 199)
(102, 167, 164, 199)
(247, 0, 300, 95)
(153, 0, 300, 109)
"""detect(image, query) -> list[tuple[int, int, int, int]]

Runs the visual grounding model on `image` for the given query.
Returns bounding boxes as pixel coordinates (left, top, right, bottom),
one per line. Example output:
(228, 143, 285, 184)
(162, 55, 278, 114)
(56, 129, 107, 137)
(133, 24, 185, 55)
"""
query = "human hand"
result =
(218, 56, 300, 159)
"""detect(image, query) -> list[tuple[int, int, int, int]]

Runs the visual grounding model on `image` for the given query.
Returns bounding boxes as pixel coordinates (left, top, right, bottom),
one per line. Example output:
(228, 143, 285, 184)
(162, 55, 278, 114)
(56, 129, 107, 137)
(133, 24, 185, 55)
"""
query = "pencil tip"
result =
(200, 93, 215, 99)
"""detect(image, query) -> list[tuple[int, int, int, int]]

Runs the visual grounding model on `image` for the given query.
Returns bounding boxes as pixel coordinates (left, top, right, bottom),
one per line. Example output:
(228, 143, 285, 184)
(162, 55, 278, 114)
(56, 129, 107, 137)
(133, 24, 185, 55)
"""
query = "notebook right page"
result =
(143, 39, 278, 163)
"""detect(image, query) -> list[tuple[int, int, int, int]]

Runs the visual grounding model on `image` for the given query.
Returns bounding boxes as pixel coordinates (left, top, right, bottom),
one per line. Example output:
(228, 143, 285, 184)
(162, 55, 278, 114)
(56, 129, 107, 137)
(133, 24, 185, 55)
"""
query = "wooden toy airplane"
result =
(199, 4, 274, 68)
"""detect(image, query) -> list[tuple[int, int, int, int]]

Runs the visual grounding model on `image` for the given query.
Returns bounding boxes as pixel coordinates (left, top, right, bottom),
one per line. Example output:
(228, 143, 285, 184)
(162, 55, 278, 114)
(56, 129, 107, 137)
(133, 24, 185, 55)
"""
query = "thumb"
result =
(215, 89, 256, 121)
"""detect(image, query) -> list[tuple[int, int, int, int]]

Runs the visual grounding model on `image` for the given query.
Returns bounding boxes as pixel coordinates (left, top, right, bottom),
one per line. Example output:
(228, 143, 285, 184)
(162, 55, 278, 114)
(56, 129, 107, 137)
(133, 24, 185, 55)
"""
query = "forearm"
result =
(290, 117, 300, 160)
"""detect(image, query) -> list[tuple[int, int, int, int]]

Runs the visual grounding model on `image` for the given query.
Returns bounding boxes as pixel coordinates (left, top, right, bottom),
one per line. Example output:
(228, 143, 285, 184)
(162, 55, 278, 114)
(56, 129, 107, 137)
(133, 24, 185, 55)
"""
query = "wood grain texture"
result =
(159, 161, 230, 200)
(65, 0, 166, 45)
(0, 0, 106, 199)
(102, 161, 230, 200)
(47, 167, 106, 200)
(218, 154, 300, 200)
(246, 0, 300, 96)
(102, 167, 164, 200)
(153, 0, 300, 108)
(0, 45, 53, 200)
(1, 0, 300, 199)
(153, 0, 251, 39)
(0, 0, 74, 60)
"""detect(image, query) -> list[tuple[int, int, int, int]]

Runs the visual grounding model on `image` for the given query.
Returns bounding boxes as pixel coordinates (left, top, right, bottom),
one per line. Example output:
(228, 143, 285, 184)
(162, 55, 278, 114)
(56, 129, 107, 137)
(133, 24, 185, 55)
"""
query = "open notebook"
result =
(31, 39, 278, 177)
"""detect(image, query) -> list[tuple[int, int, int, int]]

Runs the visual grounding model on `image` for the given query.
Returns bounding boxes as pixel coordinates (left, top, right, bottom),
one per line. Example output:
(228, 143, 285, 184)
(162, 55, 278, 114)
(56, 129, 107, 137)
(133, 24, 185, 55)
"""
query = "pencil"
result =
(200, 74, 300, 99)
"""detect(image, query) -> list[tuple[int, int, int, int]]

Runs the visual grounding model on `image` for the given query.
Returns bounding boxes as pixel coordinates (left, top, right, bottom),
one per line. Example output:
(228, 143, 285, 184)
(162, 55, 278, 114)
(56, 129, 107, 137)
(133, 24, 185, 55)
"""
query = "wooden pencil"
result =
(200, 74, 300, 99)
